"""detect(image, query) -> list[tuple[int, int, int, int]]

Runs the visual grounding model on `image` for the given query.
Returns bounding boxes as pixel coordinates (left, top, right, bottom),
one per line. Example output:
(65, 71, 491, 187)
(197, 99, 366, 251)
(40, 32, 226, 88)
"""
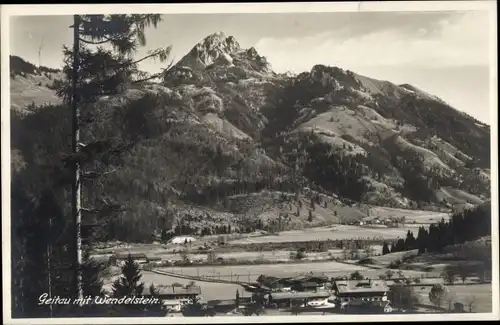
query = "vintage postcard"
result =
(1, 1, 498, 324)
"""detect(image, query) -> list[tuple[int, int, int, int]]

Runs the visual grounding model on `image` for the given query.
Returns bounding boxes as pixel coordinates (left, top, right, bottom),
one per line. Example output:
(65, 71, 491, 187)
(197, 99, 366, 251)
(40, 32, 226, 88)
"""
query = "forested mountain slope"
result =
(10, 32, 491, 242)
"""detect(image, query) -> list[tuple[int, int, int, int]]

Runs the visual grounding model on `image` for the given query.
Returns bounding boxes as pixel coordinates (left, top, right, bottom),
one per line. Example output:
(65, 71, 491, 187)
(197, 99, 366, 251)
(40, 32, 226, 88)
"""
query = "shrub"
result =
(389, 259, 402, 269)
(349, 271, 364, 280)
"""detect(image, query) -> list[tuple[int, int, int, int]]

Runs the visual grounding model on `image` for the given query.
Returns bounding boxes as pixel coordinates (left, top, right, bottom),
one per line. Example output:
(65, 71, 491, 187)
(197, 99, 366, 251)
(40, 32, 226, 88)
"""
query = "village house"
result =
(256, 273, 329, 293)
(332, 279, 390, 308)
(267, 291, 332, 308)
(142, 285, 202, 313)
(290, 274, 330, 291)
(256, 275, 293, 292)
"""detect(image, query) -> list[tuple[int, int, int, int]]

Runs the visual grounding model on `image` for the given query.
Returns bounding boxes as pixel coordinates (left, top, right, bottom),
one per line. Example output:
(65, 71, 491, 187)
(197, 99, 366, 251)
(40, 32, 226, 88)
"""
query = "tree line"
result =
(382, 203, 490, 255)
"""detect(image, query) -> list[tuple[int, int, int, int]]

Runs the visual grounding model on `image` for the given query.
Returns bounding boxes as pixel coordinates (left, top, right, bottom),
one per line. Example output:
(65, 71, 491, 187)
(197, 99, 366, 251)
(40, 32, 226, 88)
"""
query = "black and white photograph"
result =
(1, 1, 498, 323)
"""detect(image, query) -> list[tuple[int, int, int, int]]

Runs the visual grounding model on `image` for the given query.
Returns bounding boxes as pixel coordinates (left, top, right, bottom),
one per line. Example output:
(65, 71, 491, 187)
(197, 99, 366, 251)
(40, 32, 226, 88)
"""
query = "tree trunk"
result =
(47, 216, 53, 317)
(71, 14, 83, 300)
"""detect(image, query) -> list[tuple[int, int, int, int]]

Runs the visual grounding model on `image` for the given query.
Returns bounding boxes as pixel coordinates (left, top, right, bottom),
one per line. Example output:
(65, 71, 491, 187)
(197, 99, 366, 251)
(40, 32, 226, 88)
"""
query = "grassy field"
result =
(10, 72, 63, 113)
(227, 224, 424, 245)
(156, 246, 382, 263)
(156, 260, 435, 281)
(366, 207, 450, 224)
(367, 250, 419, 266)
(140, 271, 246, 301)
(414, 284, 492, 313)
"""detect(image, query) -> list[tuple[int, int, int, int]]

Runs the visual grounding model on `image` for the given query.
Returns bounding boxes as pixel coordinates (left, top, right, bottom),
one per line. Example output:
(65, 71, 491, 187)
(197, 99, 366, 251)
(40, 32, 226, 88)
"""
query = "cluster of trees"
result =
(12, 179, 166, 317)
(302, 140, 369, 202)
(11, 14, 175, 317)
(408, 204, 489, 255)
(383, 140, 438, 203)
(426, 284, 476, 312)
(182, 174, 296, 207)
(160, 222, 235, 241)
(381, 203, 490, 257)
(388, 284, 420, 311)
(382, 230, 417, 255)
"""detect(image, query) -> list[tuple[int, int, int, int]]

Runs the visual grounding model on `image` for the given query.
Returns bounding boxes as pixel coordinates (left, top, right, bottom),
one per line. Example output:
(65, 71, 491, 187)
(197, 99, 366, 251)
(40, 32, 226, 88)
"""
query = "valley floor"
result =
(97, 207, 492, 315)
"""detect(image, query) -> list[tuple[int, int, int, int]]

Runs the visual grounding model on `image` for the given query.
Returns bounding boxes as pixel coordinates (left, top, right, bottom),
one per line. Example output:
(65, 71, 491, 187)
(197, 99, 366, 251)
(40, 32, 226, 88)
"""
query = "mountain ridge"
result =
(9, 32, 491, 242)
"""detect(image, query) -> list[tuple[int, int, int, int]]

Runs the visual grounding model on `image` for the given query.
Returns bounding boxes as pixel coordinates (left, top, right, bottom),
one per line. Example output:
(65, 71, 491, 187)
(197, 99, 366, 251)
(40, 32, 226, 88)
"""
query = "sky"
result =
(9, 10, 494, 124)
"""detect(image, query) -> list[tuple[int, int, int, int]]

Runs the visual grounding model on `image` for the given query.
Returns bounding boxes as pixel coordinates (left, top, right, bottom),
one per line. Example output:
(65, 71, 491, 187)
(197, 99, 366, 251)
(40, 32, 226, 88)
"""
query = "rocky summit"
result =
(10, 32, 491, 242)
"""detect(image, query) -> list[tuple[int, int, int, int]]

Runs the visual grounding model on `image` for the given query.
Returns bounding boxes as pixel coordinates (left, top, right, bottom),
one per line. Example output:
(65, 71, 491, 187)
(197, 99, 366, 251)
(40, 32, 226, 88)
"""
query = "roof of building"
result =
(146, 256, 162, 260)
(291, 274, 329, 283)
(297, 281, 323, 287)
(270, 291, 331, 300)
(335, 280, 389, 294)
(257, 273, 328, 287)
(142, 285, 201, 296)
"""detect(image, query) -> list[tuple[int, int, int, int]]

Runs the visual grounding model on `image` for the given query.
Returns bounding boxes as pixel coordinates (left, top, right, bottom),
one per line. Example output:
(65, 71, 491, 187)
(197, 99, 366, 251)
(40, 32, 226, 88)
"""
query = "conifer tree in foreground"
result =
(112, 254, 145, 297)
(111, 254, 146, 315)
(59, 14, 172, 299)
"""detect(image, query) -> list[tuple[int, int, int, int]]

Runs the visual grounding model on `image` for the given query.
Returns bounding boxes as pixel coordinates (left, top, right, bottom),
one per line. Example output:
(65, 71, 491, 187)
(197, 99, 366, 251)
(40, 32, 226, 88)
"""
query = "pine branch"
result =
(132, 63, 173, 84)
(82, 207, 99, 214)
(122, 47, 171, 68)
(82, 166, 121, 180)
(78, 37, 109, 45)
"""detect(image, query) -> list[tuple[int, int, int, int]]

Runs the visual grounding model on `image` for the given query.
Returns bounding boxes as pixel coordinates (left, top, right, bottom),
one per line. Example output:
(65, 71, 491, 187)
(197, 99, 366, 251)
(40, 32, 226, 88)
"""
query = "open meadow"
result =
(141, 271, 246, 301)
(156, 260, 436, 281)
(227, 224, 424, 245)
(367, 207, 450, 224)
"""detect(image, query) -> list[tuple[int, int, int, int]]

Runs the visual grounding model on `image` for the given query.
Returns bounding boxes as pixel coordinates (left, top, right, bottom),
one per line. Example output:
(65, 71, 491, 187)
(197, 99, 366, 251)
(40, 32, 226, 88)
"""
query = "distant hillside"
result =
(10, 55, 63, 114)
(10, 55, 60, 77)
(10, 32, 491, 242)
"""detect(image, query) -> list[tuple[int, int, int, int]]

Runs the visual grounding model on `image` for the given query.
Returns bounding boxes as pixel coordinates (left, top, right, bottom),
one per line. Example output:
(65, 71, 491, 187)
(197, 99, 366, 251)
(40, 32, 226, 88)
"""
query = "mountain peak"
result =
(204, 31, 227, 43)
(194, 32, 241, 54)
(179, 32, 242, 68)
